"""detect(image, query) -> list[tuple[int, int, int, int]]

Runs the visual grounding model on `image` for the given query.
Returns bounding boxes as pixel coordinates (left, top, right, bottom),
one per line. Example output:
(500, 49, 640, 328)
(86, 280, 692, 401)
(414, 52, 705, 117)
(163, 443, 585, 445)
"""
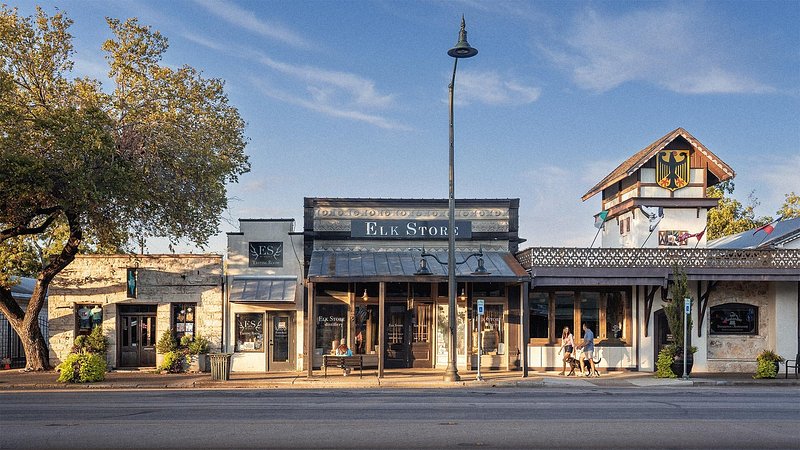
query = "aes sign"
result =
(248, 242, 283, 267)
(351, 220, 472, 239)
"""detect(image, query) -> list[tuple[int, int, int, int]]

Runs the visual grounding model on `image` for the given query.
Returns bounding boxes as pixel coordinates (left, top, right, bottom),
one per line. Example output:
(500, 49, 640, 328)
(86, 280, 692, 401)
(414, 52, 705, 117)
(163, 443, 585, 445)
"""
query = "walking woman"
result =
(557, 326, 574, 376)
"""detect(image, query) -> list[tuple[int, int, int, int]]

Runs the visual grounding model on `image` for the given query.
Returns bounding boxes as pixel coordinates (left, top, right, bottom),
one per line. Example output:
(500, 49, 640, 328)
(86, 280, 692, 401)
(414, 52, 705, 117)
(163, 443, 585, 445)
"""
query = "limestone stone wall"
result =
(49, 255, 223, 368)
(706, 281, 770, 373)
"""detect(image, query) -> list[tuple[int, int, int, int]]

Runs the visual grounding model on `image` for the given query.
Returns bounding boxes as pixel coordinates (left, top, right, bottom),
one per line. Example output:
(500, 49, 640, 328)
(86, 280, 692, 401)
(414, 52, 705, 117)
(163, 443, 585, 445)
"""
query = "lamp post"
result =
(444, 17, 478, 382)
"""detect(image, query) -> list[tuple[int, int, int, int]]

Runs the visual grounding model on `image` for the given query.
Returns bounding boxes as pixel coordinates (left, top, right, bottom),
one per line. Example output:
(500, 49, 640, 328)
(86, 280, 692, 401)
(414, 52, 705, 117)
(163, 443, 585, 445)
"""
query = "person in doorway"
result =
(336, 342, 353, 376)
(557, 326, 574, 376)
(577, 323, 597, 377)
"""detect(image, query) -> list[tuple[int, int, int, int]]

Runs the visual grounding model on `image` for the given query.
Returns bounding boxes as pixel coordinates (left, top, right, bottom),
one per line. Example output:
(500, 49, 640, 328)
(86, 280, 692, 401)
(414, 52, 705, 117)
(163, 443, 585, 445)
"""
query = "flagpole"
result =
(590, 226, 602, 248)
(693, 226, 707, 249)
(641, 228, 655, 248)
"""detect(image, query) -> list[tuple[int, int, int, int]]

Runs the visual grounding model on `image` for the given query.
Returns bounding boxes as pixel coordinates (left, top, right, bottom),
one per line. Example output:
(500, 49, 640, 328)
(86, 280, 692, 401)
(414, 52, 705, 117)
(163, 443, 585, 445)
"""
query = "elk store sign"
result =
(351, 220, 472, 239)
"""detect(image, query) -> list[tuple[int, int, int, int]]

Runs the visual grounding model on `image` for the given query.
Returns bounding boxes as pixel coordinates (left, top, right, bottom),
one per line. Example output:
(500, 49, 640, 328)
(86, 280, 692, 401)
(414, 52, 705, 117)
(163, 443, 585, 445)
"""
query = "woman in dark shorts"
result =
(557, 326, 574, 376)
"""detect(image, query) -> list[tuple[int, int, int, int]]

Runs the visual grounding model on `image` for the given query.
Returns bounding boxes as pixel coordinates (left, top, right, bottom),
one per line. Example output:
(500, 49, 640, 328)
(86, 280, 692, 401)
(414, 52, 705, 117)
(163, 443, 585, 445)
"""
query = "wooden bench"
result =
(322, 355, 363, 378)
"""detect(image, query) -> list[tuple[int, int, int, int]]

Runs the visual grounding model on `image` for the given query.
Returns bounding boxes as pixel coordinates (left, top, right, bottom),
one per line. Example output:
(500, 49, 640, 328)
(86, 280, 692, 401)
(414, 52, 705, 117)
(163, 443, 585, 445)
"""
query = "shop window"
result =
(529, 292, 549, 340)
(472, 283, 505, 297)
(411, 283, 431, 298)
(473, 304, 504, 355)
(76, 304, 102, 336)
(316, 283, 349, 298)
(172, 303, 196, 340)
(710, 303, 758, 335)
(606, 292, 625, 340)
(354, 305, 379, 354)
(580, 292, 599, 337)
(555, 293, 574, 340)
(316, 304, 347, 354)
(384, 282, 407, 298)
(235, 313, 264, 352)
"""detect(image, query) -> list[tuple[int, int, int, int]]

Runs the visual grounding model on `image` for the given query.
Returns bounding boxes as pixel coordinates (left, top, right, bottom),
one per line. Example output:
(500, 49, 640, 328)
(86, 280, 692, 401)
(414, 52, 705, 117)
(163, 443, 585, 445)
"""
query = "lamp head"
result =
(415, 257, 432, 276)
(448, 16, 478, 59)
(471, 256, 490, 276)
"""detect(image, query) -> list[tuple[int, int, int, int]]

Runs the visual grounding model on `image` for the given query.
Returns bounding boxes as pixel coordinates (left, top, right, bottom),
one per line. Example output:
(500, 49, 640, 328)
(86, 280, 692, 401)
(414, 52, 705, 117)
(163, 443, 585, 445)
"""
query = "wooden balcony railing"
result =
(515, 247, 800, 270)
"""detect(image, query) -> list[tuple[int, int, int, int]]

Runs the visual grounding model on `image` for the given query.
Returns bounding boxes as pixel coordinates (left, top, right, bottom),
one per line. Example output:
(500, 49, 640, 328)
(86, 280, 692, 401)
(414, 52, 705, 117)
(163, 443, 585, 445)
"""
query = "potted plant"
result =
(156, 329, 179, 372)
(754, 349, 784, 379)
(183, 335, 210, 372)
(664, 266, 697, 376)
(56, 326, 108, 383)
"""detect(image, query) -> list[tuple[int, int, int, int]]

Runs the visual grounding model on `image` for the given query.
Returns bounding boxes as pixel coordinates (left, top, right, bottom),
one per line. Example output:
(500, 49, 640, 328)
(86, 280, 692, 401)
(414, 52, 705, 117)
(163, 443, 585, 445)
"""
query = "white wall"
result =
(775, 282, 799, 361)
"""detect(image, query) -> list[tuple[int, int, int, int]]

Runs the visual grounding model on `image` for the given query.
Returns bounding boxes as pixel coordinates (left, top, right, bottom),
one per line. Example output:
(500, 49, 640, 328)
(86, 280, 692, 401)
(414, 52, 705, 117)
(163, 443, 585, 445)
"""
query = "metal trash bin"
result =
(209, 353, 232, 381)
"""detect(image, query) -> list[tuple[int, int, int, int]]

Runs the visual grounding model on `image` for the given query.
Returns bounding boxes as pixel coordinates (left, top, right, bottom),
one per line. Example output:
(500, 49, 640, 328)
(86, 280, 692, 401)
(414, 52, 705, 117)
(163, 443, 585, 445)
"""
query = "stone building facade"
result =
(49, 255, 223, 368)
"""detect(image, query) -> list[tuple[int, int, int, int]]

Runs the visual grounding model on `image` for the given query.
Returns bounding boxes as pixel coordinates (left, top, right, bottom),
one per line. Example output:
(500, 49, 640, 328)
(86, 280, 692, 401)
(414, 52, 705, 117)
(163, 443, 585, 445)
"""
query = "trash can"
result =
(209, 353, 232, 381)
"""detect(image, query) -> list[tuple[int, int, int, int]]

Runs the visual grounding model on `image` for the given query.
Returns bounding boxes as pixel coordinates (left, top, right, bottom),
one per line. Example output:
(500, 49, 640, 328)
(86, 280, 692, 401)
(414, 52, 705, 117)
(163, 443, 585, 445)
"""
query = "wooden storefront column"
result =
(378, 281, 385, 378)
(520, 282, 529, 377)
(306, 281, 315, 378)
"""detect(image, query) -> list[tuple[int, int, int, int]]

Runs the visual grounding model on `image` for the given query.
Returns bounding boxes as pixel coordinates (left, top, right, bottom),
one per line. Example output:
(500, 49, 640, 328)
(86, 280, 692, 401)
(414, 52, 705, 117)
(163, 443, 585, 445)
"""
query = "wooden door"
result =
(119, 314, 156, 367)
(411, 303, 432, 368)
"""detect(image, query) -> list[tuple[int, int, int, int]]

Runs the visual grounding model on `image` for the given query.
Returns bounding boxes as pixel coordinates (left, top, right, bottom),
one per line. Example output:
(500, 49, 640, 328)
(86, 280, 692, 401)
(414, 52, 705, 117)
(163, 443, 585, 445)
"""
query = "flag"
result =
(752, 217, 782, 235)
(677, 227, 706, 243)
(640, 205, 664, 232)
(594, 210, 609, 229)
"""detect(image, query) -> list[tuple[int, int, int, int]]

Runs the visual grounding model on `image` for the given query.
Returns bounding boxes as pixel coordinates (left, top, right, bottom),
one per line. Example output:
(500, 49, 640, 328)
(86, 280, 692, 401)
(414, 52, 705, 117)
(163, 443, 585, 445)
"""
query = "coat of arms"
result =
(656, 150, 690, 191)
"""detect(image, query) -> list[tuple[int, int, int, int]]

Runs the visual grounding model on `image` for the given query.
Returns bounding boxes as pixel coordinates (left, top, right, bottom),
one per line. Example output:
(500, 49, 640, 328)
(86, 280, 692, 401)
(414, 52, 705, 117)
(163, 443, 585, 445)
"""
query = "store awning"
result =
(229, 276, 298, 303)
(307, 250, 529, 283)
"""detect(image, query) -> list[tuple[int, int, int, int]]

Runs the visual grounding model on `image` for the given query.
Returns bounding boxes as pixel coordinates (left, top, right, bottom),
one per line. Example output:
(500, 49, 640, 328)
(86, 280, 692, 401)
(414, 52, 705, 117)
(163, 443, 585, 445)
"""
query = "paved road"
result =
(1, 387, 798, 449)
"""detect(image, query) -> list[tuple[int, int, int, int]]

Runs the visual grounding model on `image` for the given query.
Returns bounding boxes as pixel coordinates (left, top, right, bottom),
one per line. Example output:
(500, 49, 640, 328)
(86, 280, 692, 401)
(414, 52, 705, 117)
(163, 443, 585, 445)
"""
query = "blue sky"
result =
(16, 0, 800, 253)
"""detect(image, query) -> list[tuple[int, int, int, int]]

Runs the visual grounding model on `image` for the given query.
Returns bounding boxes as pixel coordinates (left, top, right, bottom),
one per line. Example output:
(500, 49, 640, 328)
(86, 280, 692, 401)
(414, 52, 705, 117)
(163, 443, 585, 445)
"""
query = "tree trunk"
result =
(20, 310, 50, 371)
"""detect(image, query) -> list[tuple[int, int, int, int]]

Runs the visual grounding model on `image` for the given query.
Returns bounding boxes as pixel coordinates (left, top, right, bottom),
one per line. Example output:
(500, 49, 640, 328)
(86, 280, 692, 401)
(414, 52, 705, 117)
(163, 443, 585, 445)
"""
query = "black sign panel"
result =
(248, 242, 283, 267)
(710, 303, 758, 335)
(350, 220, 472, 239)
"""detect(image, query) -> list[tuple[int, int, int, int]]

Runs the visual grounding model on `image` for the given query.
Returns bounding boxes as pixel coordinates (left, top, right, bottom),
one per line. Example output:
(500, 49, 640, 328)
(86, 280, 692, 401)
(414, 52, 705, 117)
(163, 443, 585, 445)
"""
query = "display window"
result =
(354, 305, 379, 355)
(172, 303, 196, 340)
(315, 304, 347, 354)
(473, 303, 504, 355)
(235, 313, 264, 352)
(76, 304, 102, 336)
(529, 289, 631, 345)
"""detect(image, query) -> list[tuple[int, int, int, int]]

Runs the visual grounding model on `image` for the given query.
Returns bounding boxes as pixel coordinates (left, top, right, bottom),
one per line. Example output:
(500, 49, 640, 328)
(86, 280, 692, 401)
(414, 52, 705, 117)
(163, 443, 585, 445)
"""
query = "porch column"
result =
(378, 281, 385, 378)
(520, 281, 529, 377)
(306, 281, 315, 378)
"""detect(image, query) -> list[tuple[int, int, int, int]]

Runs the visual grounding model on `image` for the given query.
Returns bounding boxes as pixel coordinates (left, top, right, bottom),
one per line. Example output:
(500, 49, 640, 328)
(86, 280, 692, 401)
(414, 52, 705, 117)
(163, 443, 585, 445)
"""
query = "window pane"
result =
(172, 303, 196, 340)
(235, 313, 264, 352)
(606, 292, 625, 339)
(316, 304, 347, 353)
(710, 303, 758, 335)
(555, 294, 574, 339)
(529, 293, 549, 339)
(580, 292, 599, 337)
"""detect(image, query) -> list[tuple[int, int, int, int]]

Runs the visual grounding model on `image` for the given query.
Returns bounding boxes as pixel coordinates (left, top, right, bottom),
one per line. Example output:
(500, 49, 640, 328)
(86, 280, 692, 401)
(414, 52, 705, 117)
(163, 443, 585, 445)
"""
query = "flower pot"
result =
(671, 353, 694, 376)
(186, 354, 200, 373)
(198, 354, 210, 373)
(773, 361, 780, 377)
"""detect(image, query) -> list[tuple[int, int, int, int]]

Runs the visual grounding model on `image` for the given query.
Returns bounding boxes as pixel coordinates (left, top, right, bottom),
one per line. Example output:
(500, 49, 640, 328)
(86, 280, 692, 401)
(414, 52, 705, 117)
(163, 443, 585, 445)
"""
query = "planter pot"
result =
(671, 353, 694, 376)
(186, 354, 200, 373)
(155, 353, 164, 370)
(773, 361, 780, 377)
(198, 354, 209, 373)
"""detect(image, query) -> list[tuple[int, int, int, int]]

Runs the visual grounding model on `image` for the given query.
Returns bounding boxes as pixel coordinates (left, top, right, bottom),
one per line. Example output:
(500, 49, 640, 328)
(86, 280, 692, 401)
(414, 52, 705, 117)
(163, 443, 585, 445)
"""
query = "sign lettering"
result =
(351, 220, 472, 239)
(248, 241, 284, 267)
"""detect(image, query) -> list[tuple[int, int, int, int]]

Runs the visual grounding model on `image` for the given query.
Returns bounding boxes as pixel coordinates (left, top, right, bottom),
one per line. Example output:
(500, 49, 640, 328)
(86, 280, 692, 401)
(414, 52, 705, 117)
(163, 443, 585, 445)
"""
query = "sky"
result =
(14, 0, 800, 253)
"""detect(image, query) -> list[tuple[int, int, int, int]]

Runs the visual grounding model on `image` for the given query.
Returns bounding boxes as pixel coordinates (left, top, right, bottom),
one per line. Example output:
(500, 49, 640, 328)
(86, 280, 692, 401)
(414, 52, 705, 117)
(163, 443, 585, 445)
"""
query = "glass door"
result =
(385, 304, 409, 368)
(267, 313, 294, 371)
(410, 303, 432, 368)
(119, 314, 156, 367)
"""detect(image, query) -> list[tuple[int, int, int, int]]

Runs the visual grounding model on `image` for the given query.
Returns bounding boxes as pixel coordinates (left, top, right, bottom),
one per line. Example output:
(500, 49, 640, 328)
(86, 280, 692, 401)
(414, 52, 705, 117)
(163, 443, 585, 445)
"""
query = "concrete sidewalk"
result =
(1, 368, 798, 390)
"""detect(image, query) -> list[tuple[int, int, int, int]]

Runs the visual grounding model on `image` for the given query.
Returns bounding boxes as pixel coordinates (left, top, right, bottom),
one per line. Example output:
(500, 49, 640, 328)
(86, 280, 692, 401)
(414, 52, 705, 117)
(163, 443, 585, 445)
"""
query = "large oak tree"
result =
(0, 6, 249, 370)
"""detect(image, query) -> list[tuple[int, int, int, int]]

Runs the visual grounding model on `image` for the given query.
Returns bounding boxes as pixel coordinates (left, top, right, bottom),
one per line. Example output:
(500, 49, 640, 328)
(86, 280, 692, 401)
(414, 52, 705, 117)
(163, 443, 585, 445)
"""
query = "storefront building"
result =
(304, 198, 530, 377)
(517, 128, 800, 373)
(49, 255, 223, 368)
(224, 219, 305, 372)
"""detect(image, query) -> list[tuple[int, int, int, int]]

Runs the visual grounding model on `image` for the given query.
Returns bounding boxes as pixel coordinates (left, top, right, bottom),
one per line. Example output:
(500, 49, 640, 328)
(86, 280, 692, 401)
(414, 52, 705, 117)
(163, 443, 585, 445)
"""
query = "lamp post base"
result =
(443, 367, 461, 382)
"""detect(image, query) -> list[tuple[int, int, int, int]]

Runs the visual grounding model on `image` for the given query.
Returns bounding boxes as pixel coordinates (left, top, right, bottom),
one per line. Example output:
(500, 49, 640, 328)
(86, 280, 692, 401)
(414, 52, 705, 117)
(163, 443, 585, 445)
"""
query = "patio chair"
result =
(785, 353, 799, 379)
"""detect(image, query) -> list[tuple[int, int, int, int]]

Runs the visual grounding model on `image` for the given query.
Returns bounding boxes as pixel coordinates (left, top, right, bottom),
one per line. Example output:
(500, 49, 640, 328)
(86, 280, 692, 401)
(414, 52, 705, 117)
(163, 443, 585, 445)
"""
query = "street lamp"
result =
(444, 16, 477, 382)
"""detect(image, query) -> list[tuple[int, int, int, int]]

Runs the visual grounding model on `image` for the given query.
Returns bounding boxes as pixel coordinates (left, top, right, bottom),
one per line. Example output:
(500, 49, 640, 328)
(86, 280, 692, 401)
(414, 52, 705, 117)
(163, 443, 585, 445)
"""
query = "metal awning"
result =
(307, 250, 529, 283)
(229, 276, 298, 303)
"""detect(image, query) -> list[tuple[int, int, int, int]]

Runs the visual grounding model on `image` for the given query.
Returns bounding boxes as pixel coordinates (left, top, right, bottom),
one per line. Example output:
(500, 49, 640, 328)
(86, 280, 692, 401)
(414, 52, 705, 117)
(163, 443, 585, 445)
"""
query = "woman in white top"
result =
(557, 326, 574, 376)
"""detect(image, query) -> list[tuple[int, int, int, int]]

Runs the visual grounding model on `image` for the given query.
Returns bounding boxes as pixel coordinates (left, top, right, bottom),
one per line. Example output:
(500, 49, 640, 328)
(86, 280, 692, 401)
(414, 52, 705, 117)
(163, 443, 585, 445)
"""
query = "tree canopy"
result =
(776, 192, 800, 219)
(0, 6, 249, 369)
(706, 181, 772, 241)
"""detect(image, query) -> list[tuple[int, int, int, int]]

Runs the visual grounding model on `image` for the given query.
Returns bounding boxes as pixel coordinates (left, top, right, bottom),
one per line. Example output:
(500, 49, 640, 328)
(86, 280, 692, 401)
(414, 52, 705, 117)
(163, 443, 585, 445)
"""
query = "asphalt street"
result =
(1, 386, 798, 449)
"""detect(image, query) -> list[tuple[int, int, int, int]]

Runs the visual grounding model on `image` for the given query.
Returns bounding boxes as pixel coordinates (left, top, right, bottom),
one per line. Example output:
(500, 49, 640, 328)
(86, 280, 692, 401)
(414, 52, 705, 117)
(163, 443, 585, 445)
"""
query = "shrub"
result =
(186, 335, 209, 355)
(754, 349, 783, 379)
(160, 350, 185, 373)
(655, 346, 677, 378)
(85, 326, 108, 354)
(57, 353, 106, 383)
(156, 329, 177, 354)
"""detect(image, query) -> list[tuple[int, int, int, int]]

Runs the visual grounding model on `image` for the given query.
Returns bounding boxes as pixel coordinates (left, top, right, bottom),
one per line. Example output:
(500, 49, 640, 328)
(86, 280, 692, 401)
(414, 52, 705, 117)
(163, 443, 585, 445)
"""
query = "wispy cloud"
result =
(544, 6, 774, 94)
(249, 77, 410, 131)
(181, 32, 403, 130)
(455, 70, 541, 105)
(193, 0, 311, 49)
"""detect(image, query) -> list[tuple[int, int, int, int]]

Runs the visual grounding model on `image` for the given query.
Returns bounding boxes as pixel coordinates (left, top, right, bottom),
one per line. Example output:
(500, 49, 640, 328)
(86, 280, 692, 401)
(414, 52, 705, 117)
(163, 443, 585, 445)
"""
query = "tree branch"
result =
(0, 208, 61, 241)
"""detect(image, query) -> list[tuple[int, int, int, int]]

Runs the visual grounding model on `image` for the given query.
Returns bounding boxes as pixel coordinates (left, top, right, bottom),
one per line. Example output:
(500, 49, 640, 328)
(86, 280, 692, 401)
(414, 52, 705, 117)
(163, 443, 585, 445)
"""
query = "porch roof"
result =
(307, 250, 529, 283)
(229, 276, 298, 303)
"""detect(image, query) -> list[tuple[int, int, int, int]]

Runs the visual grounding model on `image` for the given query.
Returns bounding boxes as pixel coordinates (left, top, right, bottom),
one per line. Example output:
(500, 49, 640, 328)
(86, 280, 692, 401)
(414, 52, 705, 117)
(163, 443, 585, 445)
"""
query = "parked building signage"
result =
(350, 220, 472, 239)
(248, 241, 283, 267)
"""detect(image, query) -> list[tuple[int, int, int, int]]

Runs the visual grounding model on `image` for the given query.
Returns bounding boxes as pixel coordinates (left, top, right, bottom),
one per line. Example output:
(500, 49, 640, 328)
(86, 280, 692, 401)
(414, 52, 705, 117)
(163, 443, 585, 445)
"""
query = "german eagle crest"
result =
(656, 150, 690, 191)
